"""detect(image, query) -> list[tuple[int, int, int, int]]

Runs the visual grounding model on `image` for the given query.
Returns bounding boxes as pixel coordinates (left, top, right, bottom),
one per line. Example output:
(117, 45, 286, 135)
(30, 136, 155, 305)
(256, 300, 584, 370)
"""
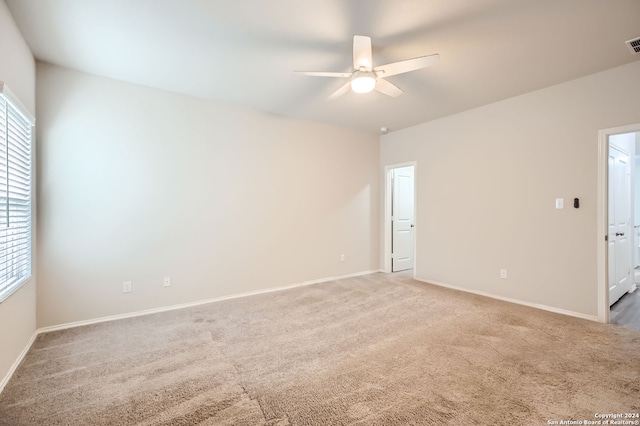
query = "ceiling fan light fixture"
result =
(295, 35, 439, 100)
(351, 75, 376, 94)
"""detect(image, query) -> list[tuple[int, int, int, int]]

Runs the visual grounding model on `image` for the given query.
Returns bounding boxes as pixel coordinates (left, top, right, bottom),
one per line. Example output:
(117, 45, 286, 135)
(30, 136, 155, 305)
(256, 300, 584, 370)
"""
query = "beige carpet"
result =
(1, 272, 639, 425)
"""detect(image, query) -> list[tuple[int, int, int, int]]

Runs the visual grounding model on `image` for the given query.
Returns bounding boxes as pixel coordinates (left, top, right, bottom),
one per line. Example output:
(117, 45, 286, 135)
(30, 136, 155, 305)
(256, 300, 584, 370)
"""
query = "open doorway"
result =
(598, 124, 640, 328)
(383, 163, 416, 274)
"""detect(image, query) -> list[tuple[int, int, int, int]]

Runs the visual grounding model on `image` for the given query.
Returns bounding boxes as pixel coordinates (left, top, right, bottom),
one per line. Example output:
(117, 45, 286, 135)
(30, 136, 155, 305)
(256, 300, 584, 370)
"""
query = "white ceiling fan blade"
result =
(353, 35, 373, 71)
(293, 71, 352, 78)
(375, 79, 403, 97)
(327, 81, 352, 100)
(374, 54, 440, 78)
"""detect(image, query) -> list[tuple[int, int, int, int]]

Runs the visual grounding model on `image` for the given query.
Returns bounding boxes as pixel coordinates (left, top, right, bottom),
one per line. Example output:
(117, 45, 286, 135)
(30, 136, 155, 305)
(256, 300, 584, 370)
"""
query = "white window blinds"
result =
(0, 83, 34, 302)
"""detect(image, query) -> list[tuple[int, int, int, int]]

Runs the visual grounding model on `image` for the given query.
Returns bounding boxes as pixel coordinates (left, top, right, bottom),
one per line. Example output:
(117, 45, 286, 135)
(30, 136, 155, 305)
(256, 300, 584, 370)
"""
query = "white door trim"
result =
(597, 123, 640, 323)
(383, 161, 417, 276)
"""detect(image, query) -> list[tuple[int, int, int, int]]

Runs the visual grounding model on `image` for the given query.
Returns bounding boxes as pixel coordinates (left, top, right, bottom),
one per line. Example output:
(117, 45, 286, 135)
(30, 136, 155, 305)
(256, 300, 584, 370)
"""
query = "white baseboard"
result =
(38, 270, 382, 334)
(0, 331, 38, 394)
(413, 277, 599, 322)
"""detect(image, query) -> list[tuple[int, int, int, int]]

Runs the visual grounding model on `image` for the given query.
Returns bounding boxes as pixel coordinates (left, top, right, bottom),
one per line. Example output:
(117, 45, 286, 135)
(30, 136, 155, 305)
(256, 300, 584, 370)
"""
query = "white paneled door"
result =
(392, 166, 414, 272)
(608, 145, 633, 306)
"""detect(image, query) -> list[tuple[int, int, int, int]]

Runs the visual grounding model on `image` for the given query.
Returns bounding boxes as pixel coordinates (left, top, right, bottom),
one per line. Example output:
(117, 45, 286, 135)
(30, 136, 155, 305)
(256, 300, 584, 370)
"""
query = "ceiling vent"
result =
(626, 37, 640, 54)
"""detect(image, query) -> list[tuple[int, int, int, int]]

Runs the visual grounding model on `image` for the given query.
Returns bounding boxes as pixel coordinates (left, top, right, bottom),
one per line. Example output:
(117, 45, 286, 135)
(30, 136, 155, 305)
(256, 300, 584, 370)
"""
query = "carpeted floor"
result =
(1, 272, 639, 425)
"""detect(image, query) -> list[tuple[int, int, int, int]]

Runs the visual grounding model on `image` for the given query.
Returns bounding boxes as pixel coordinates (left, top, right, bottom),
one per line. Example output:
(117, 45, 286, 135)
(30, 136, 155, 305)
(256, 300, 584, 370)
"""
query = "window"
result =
(0, 82, 34, 302)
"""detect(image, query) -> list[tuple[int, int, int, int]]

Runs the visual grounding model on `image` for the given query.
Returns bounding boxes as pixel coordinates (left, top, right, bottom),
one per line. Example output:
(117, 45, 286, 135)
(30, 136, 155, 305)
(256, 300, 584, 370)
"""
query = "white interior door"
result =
(392, 166, 414, 272)
(608, 145, 633, 306)
(631, 154, 640, 266)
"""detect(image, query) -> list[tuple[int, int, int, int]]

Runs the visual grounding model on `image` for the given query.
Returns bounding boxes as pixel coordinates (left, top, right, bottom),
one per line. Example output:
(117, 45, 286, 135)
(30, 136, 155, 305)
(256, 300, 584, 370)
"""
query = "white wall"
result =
(0, 0, 36, 387)
(381, 61, 640, 317)
(36, 62, 380, 327)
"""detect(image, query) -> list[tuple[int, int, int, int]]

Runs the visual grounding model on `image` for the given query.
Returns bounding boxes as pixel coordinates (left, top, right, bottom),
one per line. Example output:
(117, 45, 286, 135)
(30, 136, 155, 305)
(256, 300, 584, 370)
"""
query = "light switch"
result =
(555, 198, 564, 209)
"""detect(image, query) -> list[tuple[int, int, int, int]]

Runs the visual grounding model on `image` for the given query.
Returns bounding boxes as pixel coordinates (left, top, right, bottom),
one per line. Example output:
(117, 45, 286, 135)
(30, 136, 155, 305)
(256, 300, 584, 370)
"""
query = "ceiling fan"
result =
(294, 35, 439, 100)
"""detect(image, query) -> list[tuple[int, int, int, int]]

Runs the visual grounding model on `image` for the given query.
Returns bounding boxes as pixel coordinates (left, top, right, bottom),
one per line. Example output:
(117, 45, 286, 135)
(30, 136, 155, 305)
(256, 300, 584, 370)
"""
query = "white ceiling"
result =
(5, 0, 640, 133)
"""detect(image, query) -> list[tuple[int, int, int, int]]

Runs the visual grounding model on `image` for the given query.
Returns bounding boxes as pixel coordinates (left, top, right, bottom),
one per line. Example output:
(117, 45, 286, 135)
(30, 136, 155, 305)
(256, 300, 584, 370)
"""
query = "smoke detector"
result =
(626, 37, 640, 54)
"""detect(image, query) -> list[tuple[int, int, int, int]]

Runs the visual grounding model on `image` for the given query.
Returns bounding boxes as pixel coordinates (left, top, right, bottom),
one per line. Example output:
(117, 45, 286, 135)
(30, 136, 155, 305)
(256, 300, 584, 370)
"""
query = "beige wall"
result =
(36, 62, 380, 327)
(0, 0, 36, 386)
(381, 61, 640, 317)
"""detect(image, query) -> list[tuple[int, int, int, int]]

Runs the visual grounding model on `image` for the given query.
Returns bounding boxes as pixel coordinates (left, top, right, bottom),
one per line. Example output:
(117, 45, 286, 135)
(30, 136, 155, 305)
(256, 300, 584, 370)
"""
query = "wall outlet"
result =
(340, 254, 345, 262)
(123, 281, 132, 293)
(163, 276, 171, 287)
(500, 269, 508, 280)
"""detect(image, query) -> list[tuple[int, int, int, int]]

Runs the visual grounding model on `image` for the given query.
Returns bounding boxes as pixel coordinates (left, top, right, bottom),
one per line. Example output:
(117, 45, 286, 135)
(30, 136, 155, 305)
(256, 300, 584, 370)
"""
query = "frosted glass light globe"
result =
(351, 76, 376, 93)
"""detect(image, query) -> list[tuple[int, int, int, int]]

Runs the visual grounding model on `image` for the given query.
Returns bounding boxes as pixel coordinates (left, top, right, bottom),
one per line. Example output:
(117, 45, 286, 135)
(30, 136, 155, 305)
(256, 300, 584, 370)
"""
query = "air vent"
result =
(626, 37, 640, 54)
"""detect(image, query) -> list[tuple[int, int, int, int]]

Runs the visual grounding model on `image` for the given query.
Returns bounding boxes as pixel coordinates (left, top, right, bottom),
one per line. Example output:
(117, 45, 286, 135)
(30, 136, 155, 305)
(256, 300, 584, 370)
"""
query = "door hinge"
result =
(605, 235, 608, 241)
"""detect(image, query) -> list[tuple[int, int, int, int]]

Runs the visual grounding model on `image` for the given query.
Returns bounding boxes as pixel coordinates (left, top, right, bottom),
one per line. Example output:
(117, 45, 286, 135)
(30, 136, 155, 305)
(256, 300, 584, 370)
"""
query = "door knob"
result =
(410, 224, 414, 228)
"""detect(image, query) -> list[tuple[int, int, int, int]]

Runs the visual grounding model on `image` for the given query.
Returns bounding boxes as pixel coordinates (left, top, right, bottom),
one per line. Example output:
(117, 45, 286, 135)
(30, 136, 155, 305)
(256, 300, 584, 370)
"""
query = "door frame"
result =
(597, 123, 640, 323)
(383, 161, 417, 275)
